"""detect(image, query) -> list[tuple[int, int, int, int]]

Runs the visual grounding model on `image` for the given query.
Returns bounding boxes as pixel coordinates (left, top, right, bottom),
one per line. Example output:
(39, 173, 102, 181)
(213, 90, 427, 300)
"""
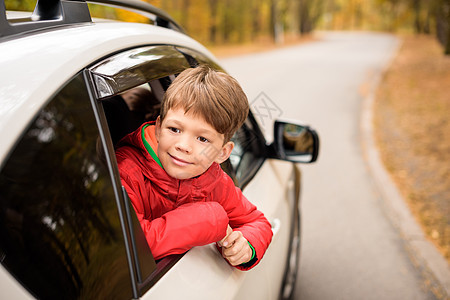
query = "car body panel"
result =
(0, 265, 33, 300)
(234, 159, 295, 300)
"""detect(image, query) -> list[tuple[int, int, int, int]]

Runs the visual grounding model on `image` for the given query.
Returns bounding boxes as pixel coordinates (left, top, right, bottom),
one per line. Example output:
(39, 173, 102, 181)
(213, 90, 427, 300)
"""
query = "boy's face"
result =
(155, 108, 234, 180)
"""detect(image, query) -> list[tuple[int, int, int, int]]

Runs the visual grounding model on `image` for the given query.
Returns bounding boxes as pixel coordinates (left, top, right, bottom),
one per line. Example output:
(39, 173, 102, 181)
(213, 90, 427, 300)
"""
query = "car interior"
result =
(101, 80, 166, 147)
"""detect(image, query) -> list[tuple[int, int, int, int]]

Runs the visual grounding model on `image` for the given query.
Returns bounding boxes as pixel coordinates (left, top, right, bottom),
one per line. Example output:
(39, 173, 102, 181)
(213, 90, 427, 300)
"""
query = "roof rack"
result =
(88, 0, 185, 33)
(0, 0, 91, 39)
(0, 0, 185, 40)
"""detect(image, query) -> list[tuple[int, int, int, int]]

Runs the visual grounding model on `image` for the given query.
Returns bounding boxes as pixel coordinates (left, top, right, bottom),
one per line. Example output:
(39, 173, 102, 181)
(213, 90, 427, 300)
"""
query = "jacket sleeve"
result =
(216, 172, 273, 271)
(118, 158, 230, 260)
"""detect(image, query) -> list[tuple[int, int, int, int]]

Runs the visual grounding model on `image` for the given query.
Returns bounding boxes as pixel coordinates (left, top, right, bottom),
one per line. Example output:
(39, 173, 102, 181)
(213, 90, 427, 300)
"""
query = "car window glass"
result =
(0, 73, 133, 299)
(88, 45, 190, 99)
(230, 113, 266, 187)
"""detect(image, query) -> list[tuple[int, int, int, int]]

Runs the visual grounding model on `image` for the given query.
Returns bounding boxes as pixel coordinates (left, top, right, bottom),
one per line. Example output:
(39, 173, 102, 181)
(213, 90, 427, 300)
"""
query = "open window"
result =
(85, 44, 232, 295)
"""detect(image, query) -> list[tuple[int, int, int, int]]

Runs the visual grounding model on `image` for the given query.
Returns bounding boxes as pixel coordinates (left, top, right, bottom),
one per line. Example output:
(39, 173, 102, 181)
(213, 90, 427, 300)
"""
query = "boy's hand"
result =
(218, 226, 253, 266)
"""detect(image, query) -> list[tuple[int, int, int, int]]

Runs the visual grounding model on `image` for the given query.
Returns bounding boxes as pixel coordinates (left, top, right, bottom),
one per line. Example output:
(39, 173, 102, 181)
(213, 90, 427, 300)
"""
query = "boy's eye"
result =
(168, 127, 180, 133)
(198, 136, 209, 143)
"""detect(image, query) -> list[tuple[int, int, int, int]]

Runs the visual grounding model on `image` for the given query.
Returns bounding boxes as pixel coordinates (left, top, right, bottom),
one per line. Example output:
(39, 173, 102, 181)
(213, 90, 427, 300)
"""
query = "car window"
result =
(90, 44, 263, 190)
(86, 44, 262, 290)
(229, 112, 266, 188)
(0, 73, 134, 299)
(87, 46, 197, 291)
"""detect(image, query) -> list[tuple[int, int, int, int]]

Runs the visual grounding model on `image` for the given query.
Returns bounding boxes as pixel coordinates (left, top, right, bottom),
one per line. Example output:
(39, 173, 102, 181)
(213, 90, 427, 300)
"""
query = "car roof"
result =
(0, 13, 219, 165)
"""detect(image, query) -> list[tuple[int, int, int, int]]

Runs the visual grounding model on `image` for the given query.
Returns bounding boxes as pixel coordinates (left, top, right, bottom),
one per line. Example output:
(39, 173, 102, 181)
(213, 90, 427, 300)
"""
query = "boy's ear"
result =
(214, 141, 234, 164)
(155, 116, 161, 142)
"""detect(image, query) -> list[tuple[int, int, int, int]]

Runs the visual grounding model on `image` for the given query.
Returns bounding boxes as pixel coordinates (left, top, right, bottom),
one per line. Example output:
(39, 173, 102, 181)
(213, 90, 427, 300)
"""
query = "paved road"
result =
(220, 32, 437, 300)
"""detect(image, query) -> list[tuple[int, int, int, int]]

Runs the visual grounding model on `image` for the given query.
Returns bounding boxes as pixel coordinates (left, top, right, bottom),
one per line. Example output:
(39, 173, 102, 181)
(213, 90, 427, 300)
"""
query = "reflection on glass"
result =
(89, 45, 190, 98)
(229, 117, 265, 186)
(282, 124, 314, 156)
(275, 121, 317, 163)
(0, 74, 133, 299)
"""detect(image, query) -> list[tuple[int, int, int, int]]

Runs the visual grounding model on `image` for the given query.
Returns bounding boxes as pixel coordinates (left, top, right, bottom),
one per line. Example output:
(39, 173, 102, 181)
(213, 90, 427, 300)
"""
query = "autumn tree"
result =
(297, 0, 325, 34)
(5, 0, 448, 53)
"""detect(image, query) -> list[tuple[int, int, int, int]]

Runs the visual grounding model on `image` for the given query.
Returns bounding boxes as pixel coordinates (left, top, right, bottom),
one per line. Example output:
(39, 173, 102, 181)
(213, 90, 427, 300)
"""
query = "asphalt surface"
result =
(220, 31, 447, 300)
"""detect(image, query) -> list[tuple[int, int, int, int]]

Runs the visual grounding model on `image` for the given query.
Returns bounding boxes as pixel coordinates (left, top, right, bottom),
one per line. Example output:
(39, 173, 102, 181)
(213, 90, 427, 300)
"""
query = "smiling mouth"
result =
(169, 153, 192, 166)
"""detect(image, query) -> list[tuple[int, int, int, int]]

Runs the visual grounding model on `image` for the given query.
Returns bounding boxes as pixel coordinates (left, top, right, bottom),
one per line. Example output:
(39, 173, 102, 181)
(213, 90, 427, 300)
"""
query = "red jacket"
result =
(115, 122, 272, 270)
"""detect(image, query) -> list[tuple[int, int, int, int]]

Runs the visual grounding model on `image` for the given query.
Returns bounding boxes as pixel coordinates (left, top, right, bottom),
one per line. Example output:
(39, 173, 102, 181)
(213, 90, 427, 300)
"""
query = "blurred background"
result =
(5, 0, 450, 53)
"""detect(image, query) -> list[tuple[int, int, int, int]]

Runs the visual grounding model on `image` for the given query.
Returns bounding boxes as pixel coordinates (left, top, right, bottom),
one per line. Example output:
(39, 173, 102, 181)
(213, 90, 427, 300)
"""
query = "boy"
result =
(116, 65, 272, 270)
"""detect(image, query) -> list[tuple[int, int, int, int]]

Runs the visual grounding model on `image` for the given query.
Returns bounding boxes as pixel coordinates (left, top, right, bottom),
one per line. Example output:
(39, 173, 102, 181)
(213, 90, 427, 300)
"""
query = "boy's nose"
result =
(175, 140, 192, 154)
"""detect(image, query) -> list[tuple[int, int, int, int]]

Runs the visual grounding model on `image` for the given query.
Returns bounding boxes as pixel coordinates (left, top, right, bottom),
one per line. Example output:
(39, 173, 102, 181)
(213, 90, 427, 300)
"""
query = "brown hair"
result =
(160, 65, 249, 142)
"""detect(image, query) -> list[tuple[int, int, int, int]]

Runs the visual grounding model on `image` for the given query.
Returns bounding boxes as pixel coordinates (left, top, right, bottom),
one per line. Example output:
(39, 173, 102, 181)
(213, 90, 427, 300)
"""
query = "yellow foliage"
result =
(115, 9, 149, 24)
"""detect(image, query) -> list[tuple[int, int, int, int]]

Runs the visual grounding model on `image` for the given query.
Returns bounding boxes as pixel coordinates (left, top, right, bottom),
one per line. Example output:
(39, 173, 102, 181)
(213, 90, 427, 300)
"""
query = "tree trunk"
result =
(251, 1, 260, 41)
(445, 0, 450, 54)
(445, 17, 450, 54)
(208, 0, 218, 43)
(181, 0, 190, 30)
(414, 0, 422, 33)
(435, 0, 450, 55)
(298, 0, 309, 34)
(271, 0, 284, 44)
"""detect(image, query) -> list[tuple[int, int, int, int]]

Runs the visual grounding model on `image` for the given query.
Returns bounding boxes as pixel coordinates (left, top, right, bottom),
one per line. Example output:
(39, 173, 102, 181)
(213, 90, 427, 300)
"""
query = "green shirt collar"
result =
(141, 124, 163, 169)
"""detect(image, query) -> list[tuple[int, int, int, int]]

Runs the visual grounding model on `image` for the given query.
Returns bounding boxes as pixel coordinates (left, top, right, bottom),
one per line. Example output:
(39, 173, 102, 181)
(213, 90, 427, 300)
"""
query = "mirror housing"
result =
(268, 120, 319, 163)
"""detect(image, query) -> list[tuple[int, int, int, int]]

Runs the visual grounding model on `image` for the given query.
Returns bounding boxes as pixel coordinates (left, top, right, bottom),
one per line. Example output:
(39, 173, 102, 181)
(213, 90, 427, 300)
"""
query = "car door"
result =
(0, 42, 300, 299)
(228, 115, 299, 300)
(86, 43, 304, 299)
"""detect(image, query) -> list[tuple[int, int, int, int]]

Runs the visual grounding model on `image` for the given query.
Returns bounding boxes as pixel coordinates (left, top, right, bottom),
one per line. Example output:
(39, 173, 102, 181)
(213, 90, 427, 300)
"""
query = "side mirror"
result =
(270, 120, 320, 163)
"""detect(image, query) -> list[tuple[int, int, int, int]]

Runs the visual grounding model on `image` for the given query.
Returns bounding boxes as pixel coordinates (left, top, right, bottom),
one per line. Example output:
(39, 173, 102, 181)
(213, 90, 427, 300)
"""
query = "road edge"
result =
(360, 35, 450, 300)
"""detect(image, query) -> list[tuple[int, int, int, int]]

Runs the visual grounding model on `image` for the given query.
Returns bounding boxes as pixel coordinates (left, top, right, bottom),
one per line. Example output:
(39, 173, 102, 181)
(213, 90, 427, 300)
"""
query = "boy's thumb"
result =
(218, 225, 233, 247)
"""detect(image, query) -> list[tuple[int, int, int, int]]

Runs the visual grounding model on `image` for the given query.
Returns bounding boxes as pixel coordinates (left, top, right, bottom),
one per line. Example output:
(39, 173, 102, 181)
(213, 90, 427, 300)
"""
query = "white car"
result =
(0, 1, 319, 299)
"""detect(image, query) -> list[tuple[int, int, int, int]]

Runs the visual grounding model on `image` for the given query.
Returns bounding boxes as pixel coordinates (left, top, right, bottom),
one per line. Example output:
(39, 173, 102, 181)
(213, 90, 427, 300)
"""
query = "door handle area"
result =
(271, 218, 281, 236)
